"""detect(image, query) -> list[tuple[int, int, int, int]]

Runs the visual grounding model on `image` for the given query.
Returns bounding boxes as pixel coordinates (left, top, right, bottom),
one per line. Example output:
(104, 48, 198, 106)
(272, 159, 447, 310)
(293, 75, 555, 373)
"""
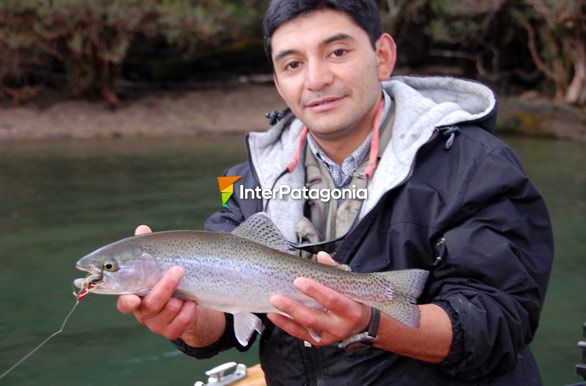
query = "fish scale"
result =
(74, 213, 429, 346)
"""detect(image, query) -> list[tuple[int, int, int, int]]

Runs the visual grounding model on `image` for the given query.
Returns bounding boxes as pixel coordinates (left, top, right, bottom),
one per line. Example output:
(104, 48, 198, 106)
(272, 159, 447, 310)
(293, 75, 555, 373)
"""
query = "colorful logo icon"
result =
(217, 176, 241, 208)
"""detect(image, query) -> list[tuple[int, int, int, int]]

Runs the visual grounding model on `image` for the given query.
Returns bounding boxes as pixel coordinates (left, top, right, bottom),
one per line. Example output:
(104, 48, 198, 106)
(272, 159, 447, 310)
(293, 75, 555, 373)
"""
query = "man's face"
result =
(271, 9, 395, 141)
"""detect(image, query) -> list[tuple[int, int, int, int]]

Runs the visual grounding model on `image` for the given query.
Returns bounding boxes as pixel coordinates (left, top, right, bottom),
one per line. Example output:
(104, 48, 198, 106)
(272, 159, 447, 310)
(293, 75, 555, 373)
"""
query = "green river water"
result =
(0, 135, 584, 385)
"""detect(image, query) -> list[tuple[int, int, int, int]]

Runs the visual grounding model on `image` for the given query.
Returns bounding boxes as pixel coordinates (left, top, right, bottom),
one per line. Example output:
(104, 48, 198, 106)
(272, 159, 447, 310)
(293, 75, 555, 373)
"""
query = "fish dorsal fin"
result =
(232, 212, 297, 254)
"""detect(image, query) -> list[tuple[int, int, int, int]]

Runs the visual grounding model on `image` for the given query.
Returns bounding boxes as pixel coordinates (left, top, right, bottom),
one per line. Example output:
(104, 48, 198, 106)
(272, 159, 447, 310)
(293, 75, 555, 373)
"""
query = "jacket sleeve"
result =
(172, 161, 264, 359)
(429, 145, 554, 378)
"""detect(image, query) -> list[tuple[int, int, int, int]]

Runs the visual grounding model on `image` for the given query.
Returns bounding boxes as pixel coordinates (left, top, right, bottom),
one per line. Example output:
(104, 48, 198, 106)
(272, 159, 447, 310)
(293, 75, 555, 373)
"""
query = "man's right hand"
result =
(116, 225, 226, 347)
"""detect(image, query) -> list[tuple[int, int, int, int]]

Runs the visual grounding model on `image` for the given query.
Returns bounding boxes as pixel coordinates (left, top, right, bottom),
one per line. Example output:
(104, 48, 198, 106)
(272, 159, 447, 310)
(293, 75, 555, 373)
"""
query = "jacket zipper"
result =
(308, 346, 324, 386)
(303, 129, 441, 386)
(335, 128, 441, 264)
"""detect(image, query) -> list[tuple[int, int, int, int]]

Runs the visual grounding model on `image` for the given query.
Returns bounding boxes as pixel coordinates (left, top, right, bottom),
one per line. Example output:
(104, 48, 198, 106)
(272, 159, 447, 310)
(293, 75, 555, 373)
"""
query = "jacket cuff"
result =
(171, 313, 253, 359)
(433, 300, 466, 370)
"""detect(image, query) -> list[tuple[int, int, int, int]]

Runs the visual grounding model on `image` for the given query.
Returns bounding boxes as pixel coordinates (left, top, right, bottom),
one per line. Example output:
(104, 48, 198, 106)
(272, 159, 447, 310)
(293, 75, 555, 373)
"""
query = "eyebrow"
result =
(273, 33, 355, 62)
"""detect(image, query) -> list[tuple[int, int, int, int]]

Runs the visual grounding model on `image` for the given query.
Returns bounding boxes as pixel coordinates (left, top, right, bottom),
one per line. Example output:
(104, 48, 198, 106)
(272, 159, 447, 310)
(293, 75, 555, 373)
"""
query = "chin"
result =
(309, 119, 353, 137)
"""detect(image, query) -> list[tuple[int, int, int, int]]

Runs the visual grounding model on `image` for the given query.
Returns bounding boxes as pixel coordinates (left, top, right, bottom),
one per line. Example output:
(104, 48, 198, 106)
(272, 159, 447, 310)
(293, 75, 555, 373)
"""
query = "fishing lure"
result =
(75, 273, 102, 301)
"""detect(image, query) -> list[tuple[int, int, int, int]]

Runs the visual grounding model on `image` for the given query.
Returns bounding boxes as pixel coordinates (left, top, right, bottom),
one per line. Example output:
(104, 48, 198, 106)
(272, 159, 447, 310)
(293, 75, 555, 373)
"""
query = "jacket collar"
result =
(247, 76, 496, 241)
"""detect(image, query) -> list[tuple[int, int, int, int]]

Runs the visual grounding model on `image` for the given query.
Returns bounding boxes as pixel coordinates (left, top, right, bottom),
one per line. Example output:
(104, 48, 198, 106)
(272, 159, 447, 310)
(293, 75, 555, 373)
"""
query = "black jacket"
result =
(174, 77, 554, 385)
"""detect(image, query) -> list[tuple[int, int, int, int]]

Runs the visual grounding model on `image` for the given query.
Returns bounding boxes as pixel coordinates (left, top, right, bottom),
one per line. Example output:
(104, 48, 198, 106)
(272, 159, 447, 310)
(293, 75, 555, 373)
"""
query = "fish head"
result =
(74, 237, 162, 296)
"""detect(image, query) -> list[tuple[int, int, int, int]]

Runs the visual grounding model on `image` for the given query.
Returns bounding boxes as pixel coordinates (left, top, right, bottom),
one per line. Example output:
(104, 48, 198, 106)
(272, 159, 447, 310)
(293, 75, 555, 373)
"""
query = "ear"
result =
(375, 33, 397, 81)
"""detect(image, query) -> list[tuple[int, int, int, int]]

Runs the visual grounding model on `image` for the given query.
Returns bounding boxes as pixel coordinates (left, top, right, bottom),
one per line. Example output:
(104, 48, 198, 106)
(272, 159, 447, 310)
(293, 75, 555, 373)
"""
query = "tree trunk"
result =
(565, 36, 586, 105)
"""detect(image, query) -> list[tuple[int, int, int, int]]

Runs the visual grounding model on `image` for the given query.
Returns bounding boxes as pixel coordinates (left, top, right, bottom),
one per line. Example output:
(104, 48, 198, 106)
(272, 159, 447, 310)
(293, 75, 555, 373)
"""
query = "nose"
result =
(305, 58, 334, 91)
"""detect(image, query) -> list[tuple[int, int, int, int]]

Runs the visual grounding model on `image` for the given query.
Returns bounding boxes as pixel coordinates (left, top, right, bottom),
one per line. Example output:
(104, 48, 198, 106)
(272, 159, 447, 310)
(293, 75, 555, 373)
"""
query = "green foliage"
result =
(0, 0, 268, 104)
(380, 0, 585, 104)
(1, 0, 583, 105)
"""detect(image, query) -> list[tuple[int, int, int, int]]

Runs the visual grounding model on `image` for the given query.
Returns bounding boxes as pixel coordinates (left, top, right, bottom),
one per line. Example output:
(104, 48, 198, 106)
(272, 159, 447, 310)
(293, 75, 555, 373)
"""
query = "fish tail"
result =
(369, 269, 429, 329)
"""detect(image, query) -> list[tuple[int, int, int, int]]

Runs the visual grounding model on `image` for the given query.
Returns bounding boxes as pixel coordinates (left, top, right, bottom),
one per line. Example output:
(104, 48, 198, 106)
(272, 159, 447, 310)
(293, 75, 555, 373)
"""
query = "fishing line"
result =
(0, 299, 81, 381)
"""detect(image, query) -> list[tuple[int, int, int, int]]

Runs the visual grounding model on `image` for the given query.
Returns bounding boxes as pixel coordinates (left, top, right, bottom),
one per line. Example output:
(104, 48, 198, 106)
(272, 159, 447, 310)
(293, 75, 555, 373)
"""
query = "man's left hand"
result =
(267, 252, 372, 346)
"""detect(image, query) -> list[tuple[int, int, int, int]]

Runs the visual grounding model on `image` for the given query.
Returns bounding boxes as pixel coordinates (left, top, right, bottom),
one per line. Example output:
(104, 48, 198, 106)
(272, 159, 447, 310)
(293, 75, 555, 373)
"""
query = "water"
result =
(506, 136, 586, 385)
(0, 136, 257, 386)
(0, 135, 584, 385)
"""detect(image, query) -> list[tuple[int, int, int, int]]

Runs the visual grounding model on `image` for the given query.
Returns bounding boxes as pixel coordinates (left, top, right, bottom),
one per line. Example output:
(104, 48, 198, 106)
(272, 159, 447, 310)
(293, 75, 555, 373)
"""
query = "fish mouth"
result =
(73, 274, 103, 290)
(74, 263, 104, 290)
(73, 262, 149, 296)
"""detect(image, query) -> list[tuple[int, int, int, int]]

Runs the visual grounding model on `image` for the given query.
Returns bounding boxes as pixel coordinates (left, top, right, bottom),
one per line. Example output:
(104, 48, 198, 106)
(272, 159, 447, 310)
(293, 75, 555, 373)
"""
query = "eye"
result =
(331, 49, 348, 58)
(103, 261, 118, 272)
(285, 61, 301, 71)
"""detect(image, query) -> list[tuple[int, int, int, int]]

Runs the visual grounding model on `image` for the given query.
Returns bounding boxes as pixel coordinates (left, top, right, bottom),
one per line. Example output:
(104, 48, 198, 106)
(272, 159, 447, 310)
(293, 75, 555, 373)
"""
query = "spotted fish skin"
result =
(74, 217, 429, 345)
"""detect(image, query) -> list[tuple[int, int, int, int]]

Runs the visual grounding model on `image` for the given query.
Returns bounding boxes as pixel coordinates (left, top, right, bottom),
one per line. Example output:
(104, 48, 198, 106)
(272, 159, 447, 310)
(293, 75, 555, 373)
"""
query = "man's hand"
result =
(267, 252, 371, 346)
(116, 225, 199, 341)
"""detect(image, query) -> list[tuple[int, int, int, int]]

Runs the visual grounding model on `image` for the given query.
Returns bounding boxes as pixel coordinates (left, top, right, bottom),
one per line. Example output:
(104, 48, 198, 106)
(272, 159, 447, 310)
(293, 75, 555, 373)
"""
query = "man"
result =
(117, 1, 554, 384)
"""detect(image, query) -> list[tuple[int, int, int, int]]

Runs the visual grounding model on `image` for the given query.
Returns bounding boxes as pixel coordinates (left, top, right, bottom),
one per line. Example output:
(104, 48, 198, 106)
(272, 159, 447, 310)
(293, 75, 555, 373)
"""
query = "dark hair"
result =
(263, 0, 384, 60)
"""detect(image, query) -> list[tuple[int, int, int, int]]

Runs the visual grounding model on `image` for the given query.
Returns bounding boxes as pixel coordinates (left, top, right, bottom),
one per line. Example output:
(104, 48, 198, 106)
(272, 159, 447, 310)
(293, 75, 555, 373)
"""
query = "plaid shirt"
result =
(307, 91, 391, 189)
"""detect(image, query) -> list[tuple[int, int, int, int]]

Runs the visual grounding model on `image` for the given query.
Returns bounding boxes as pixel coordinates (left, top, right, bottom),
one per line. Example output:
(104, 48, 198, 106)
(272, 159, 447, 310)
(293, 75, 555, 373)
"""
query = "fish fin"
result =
(233, 312, 263, 346)
(308, 329, 322, 342)
(232, 212, 297, 255)
(370, 269, 429, 329)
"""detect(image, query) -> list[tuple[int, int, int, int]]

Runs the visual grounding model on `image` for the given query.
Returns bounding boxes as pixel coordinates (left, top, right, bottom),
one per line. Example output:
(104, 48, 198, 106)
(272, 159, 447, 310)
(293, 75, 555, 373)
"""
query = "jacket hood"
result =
(247, 76, 496, 241)
(390, 75, 497, 133)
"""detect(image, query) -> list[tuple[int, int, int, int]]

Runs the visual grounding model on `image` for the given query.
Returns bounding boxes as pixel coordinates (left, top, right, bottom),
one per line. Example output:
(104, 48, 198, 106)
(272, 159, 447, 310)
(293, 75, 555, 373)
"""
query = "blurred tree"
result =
(1, 0, 583, 105)
(379, 0, 585, 105)
(0, 0, 267, 106)
(513, 0, 585, 104)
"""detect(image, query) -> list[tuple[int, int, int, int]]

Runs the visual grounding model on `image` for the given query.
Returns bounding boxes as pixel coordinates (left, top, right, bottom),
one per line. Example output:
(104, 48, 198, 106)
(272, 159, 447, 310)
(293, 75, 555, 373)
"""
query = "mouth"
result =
(74, 263, 104, 290)
(73, 274, 103, 289)
(305, 96, 345, 112)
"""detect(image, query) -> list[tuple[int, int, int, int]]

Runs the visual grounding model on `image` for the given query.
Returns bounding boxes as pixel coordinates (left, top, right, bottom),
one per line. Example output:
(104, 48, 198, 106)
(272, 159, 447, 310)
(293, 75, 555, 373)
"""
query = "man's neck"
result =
(309, 129, 370, 165)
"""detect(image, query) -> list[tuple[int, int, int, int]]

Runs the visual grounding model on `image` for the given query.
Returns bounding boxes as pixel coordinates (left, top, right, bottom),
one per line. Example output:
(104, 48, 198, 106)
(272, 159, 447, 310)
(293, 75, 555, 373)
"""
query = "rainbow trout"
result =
(74, 213, 429, 345)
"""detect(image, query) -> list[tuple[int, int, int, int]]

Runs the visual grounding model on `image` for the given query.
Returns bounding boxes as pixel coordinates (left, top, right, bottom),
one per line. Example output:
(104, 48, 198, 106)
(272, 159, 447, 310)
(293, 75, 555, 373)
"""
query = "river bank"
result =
(0, 83, 584, 141)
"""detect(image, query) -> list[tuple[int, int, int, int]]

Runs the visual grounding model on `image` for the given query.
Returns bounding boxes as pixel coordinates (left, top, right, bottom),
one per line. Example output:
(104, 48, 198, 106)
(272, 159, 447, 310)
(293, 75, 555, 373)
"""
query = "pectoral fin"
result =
(233, 312, 263, 346)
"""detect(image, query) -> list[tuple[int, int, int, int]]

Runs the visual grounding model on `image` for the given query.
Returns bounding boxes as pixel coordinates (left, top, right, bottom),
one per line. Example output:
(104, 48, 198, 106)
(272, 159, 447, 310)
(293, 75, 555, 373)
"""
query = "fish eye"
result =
(103, 261, 118, 272)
